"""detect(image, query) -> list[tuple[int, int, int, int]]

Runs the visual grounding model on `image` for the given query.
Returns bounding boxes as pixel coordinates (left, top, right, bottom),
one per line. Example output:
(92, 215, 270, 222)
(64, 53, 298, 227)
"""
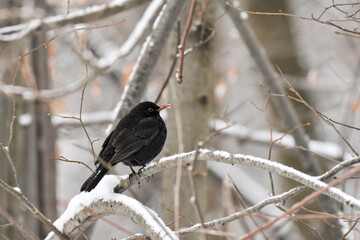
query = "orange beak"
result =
(157, 104, 170, 112)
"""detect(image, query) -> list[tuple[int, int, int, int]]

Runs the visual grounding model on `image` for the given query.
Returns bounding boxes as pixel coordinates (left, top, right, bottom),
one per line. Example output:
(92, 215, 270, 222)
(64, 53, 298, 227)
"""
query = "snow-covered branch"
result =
(45, 176, 177, 240)
(177, 187, 303, 235)
(48, 149, 360, 239)
(115, 149, 360, 210)
(0, 0, 147, 42)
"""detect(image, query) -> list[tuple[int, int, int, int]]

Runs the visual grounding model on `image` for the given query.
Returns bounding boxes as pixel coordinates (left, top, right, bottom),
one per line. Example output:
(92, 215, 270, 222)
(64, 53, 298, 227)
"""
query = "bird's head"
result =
(132, 101, 170, 117)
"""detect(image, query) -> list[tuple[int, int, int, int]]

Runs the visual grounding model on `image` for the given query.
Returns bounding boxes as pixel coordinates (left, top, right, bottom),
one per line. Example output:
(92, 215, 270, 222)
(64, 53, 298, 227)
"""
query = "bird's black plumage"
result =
(80, 101, 168, 192)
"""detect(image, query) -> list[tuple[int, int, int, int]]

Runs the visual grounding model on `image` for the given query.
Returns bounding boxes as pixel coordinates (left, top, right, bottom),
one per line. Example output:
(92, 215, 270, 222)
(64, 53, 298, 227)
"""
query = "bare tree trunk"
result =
(162, 1, 215, 239)
(31, 0, 57, 237)
(0, 0, 42, 238)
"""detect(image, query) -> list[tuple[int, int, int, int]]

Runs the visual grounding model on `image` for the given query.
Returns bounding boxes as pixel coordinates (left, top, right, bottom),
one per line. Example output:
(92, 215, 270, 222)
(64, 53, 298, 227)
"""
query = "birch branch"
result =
(45, 176, 178, 240)
(0, 0, 148, 42)
(79, 0, 166, 70)
(114, 149, 360, 210)
(47, 149, 360, 239)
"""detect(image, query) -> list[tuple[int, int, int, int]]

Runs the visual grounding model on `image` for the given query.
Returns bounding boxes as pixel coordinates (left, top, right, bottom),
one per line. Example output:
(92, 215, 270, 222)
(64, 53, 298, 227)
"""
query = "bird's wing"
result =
(95, 130, 114, 165)
(110, 117, 161, 165)
(102, 130, 114, 148)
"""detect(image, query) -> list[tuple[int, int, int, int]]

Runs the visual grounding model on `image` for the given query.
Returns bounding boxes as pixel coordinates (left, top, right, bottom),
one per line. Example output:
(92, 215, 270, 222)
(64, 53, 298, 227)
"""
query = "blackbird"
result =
(80, 101, 169, 192)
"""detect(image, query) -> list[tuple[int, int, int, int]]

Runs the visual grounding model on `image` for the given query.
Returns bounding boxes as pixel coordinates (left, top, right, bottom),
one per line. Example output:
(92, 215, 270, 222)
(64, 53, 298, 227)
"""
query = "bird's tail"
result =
(80, 165, 108, 192)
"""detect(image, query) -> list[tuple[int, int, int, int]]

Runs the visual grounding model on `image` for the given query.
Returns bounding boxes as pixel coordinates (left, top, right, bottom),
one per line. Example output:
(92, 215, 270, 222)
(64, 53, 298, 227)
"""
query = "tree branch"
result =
(45, 177, 178, 240)
(114, 149, 360, 210)
(0, 0, 148, 42)
(0, 179, 67, 239)
(79, 0, 165, 71)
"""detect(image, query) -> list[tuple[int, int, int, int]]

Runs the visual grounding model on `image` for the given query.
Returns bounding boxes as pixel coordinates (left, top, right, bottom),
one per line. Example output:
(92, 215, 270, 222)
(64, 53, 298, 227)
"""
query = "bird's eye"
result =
(148, 108, 153, 112)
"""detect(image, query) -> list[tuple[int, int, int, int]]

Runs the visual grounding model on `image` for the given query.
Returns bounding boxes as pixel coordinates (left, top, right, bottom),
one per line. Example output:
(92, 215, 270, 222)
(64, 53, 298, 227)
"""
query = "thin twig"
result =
(54, 156, 94, 173)
(284, 145, 339, 164)
(176, 0, 197, 83)
(1, 143, 20, 188)
(276, 66, 359, 156)
(340, 217, 360, 240)
(0, 205, 40, 240)
(79, 66, 96, 163)
(226, 2, 312, 20)
(241, 163, 360, 240)
(170, 78, 185, 234)
(274, 204, 325, 240)
(227, 2, 360, 36)
(0, 179, 67, 239)
(49, 68, 98, 167)
(155, 19, 180, 104)
(188, 144, 208, 240)
(226, 174, 270, 240)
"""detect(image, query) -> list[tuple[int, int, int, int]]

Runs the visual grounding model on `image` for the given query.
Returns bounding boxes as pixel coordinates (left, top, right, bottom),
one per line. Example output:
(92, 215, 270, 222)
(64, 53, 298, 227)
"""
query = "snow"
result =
(19, 113, 33, 126)
(49, 176, 120, 232)
(0, 19, 41, 41)
(45, 175, 177, 240)
(13, 187, 21, 193)
(240, 12, 248, 20)
(213, 150, 231, 159)
(22, 90, 36, 100)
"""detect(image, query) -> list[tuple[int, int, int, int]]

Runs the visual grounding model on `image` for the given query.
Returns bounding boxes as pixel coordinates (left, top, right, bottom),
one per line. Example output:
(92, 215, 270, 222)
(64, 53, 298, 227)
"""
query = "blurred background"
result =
(1, 0, 360, 239)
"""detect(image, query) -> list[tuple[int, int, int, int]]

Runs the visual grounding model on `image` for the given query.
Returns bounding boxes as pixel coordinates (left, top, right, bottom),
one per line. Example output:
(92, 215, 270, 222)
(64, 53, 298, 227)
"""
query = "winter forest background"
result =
(1, 0, 360, 239)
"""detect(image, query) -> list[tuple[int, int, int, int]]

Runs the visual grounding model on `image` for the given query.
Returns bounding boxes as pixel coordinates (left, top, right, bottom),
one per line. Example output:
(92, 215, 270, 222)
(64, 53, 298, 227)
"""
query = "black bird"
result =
(80, 101, 169, 192)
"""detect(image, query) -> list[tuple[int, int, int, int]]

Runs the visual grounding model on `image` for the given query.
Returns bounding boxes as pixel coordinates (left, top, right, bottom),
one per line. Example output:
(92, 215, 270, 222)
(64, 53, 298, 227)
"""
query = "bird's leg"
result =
(129, 166, 136, 178)
(130, 166, 136, 174)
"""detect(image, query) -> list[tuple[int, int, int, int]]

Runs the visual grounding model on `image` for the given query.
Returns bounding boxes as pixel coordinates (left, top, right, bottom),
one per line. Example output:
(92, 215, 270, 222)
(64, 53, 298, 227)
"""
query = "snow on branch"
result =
(115, 149, 360, 211)
(48, 149, 360, 239)
(177, 187, 302, 235)
(45, 176, 178, 240)
(0, 0, 147, 42)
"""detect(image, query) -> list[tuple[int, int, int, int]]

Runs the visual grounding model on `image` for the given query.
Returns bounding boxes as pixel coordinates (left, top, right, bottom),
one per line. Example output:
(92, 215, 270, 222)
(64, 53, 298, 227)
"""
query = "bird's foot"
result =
(129, 172, 136, 179)
(137, 165, 146, 177)
(137, 181, 141, 188)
